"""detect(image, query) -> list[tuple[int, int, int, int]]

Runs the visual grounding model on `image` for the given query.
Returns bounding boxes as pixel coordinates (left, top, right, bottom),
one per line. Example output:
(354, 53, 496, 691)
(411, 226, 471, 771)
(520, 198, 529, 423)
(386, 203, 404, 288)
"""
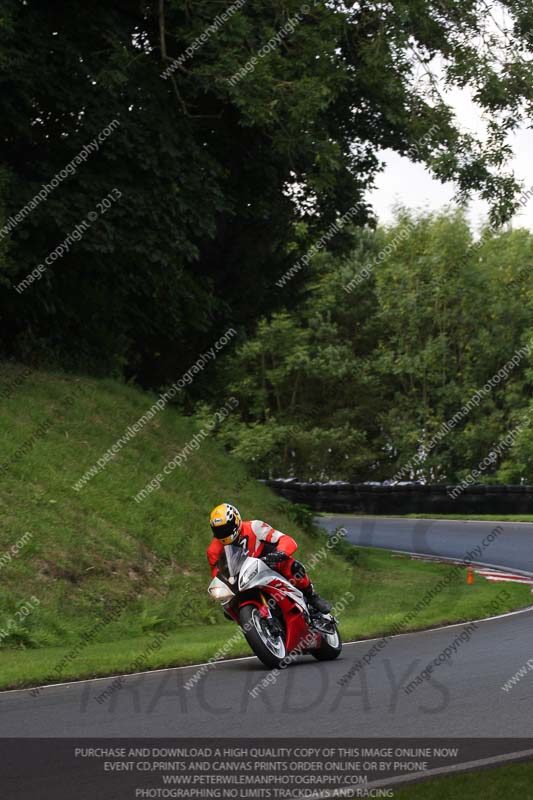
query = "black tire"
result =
(239, 604, 287, 669)
(311, 625, 342, 661)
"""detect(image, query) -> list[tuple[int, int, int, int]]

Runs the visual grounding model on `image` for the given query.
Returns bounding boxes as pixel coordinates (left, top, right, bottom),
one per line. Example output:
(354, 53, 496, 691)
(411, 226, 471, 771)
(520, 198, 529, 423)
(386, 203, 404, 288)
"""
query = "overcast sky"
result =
(368, 88, 533, 234)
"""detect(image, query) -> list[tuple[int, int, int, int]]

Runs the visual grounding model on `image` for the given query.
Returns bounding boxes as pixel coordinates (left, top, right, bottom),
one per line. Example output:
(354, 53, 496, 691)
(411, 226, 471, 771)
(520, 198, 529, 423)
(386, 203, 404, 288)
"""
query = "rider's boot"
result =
(303, 584, 332, 614)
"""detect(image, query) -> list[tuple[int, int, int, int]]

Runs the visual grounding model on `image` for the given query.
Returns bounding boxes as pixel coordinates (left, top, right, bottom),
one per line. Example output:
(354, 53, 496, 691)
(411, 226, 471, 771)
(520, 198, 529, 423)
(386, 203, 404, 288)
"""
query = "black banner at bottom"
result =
(1, 738, 533, 800)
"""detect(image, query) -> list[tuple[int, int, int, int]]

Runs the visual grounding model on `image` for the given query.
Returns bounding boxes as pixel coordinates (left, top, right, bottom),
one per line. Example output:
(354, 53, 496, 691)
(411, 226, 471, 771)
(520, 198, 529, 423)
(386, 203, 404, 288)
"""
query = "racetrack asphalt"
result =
(2, 516, 532, 739)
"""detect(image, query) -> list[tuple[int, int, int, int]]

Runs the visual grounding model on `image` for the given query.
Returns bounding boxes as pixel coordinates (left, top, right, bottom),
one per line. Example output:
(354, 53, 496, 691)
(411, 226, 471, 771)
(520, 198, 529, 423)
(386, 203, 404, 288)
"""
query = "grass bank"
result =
(0, 363, 529, 690)
(396, 761, 533, 799)
(2, 540, 528, 690)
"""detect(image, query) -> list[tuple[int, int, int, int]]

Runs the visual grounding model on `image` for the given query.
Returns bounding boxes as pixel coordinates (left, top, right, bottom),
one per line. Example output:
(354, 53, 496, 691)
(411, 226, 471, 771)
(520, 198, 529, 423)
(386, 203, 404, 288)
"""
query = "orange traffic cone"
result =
(466, 568, 475, 584)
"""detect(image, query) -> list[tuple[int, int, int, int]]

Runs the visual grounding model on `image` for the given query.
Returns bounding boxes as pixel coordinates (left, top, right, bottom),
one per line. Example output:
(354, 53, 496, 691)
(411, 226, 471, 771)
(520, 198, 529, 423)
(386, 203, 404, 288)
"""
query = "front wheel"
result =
(311, 625, 342, 661)
(239, 604, 287, 669)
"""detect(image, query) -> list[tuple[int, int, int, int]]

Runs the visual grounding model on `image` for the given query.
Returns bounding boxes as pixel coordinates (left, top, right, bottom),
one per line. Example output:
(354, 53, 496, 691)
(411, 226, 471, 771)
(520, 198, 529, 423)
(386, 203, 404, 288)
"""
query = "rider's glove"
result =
(261, 551, 288, 567)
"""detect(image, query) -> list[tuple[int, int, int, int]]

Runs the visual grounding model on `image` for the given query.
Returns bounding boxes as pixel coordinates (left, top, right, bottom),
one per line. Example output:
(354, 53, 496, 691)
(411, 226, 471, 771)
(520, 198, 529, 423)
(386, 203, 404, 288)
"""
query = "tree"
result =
(1, 1, 533, 386)
(207, 210, 533, 482)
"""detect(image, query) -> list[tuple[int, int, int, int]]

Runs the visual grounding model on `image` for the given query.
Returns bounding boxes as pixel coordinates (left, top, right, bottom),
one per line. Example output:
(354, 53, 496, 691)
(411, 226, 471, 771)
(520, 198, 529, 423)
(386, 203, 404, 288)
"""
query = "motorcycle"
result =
(208, 543, 342, 668)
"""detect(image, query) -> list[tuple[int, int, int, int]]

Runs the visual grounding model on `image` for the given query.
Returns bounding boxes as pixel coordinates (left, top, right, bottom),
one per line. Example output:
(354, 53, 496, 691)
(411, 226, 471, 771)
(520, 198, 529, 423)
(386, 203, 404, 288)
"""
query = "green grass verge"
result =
(320, 512, 533, 523)
(395, 761, 533, 798)
(0, 363, 530, 690)
(2, 543, 529, 690)
(403, 514, 533, 522)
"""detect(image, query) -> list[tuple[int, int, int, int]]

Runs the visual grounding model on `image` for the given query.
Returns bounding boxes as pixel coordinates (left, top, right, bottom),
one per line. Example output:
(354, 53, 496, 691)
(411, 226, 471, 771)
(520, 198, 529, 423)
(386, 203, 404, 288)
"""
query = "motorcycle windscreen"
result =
(223, 543, 247, 579)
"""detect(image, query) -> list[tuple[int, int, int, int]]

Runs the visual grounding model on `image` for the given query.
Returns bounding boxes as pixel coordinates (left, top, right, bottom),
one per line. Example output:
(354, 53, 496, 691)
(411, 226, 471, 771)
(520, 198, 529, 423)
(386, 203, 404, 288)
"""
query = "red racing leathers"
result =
(206, 519, 311, 592)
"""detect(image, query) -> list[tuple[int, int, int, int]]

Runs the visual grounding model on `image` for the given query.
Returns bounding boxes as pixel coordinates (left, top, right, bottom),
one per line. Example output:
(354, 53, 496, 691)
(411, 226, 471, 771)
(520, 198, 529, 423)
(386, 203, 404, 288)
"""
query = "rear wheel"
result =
(239, 604, 286, 669)
(311, 625, 342, 661)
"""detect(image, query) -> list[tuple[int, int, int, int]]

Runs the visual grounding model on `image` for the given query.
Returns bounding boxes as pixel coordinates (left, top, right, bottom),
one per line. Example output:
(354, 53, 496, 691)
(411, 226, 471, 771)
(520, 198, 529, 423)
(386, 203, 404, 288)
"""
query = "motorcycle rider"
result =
(207, 502, 332, 614)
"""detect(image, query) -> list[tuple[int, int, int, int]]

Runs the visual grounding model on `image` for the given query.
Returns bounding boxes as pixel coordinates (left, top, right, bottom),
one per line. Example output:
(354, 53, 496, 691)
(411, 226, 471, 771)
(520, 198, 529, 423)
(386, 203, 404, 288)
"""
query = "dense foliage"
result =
(1, 0, 533, 389)
(203, 209, 533, 483)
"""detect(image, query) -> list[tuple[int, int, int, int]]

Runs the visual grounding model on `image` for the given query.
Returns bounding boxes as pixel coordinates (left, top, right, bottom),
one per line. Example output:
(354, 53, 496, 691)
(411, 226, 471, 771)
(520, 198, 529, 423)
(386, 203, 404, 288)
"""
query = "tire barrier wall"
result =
(263, 479, 533, 515)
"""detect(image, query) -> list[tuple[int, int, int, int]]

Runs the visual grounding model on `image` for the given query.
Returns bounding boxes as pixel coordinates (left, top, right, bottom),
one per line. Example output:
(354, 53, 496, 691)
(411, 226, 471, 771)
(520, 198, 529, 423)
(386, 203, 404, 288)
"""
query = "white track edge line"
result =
(4, 546, 533, 698)
(4, 603, 531, 698)
(388, 550, 533, 579)
(296, 747, 533, 799)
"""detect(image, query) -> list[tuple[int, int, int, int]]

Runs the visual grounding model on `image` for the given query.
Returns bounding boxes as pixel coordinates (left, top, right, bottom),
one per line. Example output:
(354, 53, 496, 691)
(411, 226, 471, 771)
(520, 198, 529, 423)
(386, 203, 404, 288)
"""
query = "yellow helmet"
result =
(210, 503, 242, 544)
